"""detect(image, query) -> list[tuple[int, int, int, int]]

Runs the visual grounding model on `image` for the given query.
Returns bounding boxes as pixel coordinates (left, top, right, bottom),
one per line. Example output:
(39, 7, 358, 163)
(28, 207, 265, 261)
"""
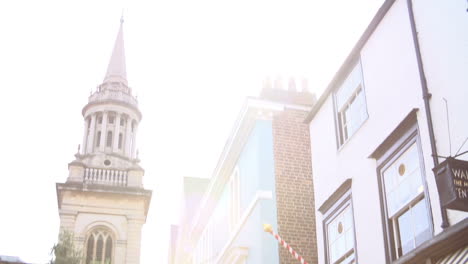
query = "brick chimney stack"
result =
(261, 76, 318, 264)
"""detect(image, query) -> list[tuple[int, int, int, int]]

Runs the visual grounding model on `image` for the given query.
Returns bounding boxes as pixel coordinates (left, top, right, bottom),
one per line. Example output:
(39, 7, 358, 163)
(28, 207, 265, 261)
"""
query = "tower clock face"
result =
(104, 159, 111, 166)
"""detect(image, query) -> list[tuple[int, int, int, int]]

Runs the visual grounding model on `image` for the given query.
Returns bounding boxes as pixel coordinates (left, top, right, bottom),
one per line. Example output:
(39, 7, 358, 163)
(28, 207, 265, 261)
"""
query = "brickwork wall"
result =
(272, 108, 317, 264)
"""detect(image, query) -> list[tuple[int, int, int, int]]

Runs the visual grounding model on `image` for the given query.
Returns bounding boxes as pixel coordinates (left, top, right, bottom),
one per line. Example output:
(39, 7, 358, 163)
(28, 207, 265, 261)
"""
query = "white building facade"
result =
(56, 19, 152, 264)
(306, 0, 468, 263)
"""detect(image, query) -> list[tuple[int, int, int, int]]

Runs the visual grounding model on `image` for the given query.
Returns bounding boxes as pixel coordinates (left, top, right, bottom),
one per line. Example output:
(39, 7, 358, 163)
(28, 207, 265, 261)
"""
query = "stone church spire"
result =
(104, 17, 127, 86)
(80, 19, 141, 160)
(56, 18, 151, 264)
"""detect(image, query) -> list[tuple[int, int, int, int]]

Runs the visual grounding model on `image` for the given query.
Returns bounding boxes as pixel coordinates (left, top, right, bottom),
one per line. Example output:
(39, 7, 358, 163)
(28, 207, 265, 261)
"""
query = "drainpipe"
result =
(407, 0, 449, 229)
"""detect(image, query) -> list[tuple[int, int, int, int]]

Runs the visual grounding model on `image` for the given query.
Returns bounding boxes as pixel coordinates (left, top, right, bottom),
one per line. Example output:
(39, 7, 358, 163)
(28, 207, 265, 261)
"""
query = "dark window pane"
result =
(107, 131, 112, 147)
(118, 134, 123, 149)
(105, 236, 113, 263)
(413, 200, 430, 247)
(96, 235, 104, 261)
(86, 235, 94, 264)
(337, 113, 344, 144)
(398, 208, 413, 255)
(96, 132, 101, 147)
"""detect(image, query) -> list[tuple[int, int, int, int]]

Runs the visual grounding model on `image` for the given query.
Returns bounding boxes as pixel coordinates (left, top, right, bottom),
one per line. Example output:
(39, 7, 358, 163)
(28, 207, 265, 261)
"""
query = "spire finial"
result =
(103, 16, 127, 85)
(120, 9, 124, 24)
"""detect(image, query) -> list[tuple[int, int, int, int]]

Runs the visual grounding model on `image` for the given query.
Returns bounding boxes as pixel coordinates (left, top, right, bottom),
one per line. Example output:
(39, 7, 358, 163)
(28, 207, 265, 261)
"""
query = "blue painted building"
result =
(173, 83, 317, 264)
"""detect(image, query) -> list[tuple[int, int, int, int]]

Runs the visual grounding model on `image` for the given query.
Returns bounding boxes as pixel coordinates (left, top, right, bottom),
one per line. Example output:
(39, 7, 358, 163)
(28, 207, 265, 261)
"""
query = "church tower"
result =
(56, 19, 152, 264)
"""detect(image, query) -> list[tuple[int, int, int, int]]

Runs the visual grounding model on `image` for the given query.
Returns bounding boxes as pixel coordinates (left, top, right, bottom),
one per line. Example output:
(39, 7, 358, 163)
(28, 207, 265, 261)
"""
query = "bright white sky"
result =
(0, 0, 382, 263)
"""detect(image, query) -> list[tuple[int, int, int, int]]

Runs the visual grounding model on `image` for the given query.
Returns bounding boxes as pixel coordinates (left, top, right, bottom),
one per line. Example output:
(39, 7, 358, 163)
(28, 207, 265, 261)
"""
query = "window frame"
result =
(106, 131, 113, 148)
(96, 131, 101, 147)
(322, 189, 358, 264)
(193, 217, 214, 264)
(376, 123, 433, 261)
(118, 133, 123, 149)
(108, 114, 115, 125)
(228, 167, 241, 232)
(85, 227, 114, 264)
(333, 59, 369, 148)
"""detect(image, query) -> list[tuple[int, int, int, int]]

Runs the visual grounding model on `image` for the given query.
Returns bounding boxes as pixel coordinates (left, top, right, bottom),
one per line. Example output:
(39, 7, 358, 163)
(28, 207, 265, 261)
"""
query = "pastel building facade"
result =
(306, 1, 468, 264)
(174, 84, 318, 264)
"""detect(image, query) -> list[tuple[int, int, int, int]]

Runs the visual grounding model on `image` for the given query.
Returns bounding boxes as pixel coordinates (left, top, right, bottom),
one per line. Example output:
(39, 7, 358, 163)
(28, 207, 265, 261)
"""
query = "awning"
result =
(436, 245, 468, 264)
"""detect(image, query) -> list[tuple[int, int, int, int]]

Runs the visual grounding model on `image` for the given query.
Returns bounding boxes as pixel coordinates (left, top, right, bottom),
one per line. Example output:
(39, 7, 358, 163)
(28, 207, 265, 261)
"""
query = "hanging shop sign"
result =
(433, 157, 468, 212)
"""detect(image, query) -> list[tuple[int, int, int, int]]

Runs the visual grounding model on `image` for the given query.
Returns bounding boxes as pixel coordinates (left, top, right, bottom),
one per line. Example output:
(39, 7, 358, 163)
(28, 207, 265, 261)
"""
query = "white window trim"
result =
(376, 125, 434, 261)
(322, 190, 357, 264)
(229, 167, 241, 232)
(193, 217, 214, 264)
(85, 227, 115, 264)
(333, 59, 368, 148)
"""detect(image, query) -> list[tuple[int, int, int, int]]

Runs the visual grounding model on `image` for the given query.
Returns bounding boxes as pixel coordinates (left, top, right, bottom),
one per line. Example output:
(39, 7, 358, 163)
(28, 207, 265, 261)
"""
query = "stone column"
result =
(86, 114, 97, 153)
(82, 118, 89, 154)
(113, 113, 121, 152)
(131, 124, 138, 159)
(99, 111, 108, 152)
(59, 210, 77, 233)
(127, 168, 143, 188)
(125, 118, 132, 157)
(114, 240, 127, 264)
(125, 218, 144, 264)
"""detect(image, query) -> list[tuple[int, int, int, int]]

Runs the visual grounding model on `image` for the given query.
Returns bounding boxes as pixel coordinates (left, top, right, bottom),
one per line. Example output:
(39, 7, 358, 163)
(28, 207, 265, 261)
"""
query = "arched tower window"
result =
(118, 133, 123, 149)
(96, 131, 101, 147)
(86, 117, 92, 140)
(106, 131, 113, 147)
(108, 114, 115, 124)
(85, 228, 114, 264)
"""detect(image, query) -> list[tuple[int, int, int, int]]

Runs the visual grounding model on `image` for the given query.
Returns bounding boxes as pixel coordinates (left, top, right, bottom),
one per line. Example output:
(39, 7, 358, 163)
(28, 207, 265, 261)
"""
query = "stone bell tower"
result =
(56, 18, 152, 264)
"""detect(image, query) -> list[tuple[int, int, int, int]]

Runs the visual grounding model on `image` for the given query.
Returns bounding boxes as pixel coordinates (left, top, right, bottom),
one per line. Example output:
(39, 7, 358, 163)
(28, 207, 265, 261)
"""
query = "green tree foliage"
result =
(49, 230, 83, 264)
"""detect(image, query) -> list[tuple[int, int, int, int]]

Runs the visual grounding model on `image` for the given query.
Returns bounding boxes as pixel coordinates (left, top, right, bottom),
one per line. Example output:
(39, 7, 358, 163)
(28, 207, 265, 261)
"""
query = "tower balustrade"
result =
(83, 167, 128, 186)
(88, 87, 138, 107)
